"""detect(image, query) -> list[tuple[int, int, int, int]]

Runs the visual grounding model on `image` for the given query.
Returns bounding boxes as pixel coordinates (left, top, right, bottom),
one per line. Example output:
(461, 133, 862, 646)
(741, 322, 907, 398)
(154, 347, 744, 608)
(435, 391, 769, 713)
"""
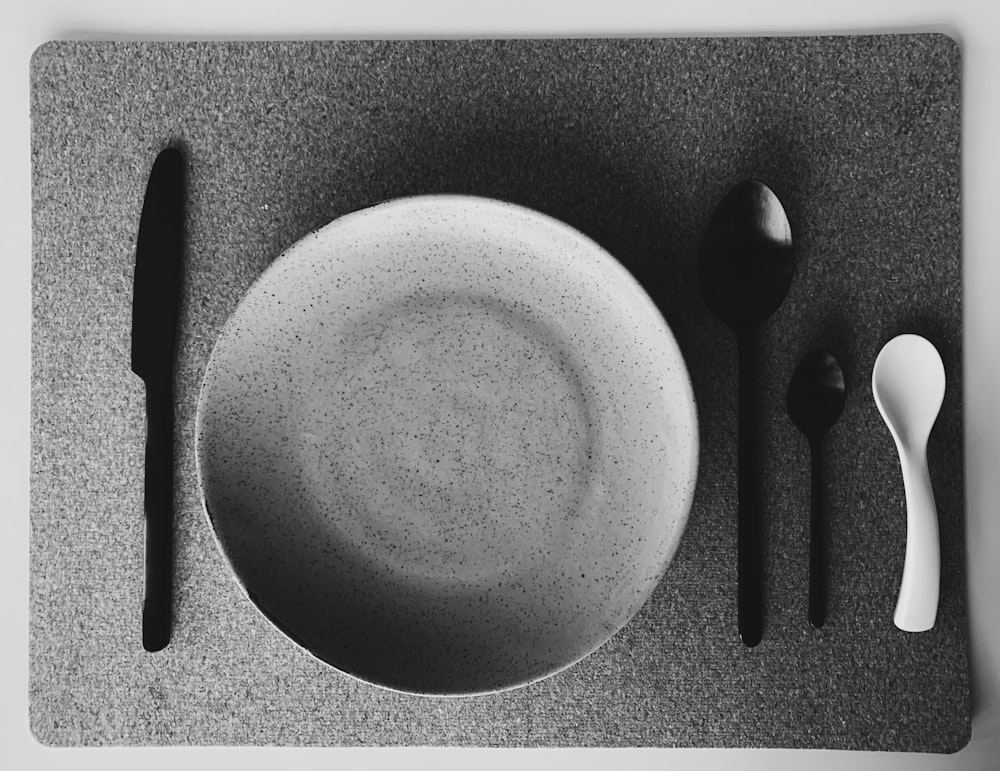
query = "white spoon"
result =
(872, 334, 945, 632)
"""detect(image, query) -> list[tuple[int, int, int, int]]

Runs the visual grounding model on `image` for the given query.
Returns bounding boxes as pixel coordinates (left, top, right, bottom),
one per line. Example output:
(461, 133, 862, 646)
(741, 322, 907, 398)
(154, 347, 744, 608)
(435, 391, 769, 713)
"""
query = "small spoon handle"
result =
(737, 330, 763, 647)
(808, 438, 826, 628)
(894, 445, 940, 632)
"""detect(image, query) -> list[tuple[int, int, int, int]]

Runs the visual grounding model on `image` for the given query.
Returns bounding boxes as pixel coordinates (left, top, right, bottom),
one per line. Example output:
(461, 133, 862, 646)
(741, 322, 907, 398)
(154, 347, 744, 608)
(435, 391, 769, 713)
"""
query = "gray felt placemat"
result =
(29, 36, 968, 750)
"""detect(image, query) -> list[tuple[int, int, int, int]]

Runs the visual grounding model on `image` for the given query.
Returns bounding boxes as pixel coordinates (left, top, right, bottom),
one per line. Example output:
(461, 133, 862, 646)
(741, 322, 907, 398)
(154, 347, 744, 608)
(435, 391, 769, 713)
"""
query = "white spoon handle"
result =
(893, 445, 940, 632)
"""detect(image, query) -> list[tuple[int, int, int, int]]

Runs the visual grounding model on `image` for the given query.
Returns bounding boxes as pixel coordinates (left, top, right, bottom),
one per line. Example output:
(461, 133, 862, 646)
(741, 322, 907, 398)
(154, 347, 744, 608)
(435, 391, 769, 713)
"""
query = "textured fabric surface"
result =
(29, 37, 968, 750)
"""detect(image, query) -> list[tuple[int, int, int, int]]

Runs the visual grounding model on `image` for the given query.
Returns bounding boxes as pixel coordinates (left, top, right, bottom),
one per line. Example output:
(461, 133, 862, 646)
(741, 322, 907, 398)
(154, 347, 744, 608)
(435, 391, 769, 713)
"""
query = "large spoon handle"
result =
(809, 438, 826, 628)
(737, 330, 763, 647)
(894, 445, 940, 632)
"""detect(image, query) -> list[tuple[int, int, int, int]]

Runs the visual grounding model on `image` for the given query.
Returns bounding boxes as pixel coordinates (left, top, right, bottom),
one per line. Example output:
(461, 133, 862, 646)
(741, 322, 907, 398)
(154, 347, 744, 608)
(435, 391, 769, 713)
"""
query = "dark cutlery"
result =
(698, 179, 795, 647)
(130, 146, 184, 652)
(786, 349, 846, 628)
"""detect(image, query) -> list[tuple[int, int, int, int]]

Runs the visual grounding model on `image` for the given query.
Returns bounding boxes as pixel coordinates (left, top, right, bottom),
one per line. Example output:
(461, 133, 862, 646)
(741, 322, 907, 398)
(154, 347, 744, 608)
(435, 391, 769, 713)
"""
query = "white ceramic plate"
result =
(195, 195, 698, 695)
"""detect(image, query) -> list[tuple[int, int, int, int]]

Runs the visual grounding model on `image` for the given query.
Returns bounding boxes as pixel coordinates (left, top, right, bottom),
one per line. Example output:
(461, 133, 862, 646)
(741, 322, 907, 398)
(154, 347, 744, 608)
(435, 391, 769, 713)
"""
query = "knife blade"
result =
(131, 146, 184, 652)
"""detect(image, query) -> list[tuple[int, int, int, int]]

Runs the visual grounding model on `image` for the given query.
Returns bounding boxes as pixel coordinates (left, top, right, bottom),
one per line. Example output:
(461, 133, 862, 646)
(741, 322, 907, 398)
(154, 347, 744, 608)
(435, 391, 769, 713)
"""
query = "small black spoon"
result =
(786, 349, 846, 628)
(699, 179, 795, 647)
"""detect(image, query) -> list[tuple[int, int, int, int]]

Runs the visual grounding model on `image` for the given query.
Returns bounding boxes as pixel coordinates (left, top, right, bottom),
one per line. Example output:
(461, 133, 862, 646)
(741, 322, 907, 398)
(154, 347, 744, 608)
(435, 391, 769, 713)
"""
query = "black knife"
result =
(131, 146, 184, 652)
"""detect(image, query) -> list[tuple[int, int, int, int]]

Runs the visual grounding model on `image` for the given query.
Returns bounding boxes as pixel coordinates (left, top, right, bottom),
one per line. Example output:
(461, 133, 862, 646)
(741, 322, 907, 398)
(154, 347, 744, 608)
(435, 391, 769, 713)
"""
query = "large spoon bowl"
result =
(698, 179, 795, 330)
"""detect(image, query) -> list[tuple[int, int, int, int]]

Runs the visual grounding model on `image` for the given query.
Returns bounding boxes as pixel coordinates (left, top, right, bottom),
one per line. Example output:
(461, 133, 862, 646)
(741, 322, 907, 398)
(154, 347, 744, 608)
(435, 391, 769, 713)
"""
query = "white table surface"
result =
(4, 1, 998, 770)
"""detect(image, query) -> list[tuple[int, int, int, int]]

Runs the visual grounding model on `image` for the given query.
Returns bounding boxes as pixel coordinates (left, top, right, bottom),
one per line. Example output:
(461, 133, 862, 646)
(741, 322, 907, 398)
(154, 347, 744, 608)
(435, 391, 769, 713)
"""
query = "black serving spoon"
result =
(699, 179, 795, 647)
(786, 350, 846, 628)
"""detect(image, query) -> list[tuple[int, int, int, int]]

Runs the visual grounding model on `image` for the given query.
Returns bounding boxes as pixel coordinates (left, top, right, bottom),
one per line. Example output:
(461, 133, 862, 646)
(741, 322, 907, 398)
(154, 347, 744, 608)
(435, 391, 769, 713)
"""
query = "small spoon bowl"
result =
(787, 350, 846, 440)
(872, 334, 945, 632)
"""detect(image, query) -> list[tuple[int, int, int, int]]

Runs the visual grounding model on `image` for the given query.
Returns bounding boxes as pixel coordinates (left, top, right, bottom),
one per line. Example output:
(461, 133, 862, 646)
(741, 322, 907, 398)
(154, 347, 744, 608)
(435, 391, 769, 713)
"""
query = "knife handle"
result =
(141, 378, 174, 652)
(737, 330, 764, 647)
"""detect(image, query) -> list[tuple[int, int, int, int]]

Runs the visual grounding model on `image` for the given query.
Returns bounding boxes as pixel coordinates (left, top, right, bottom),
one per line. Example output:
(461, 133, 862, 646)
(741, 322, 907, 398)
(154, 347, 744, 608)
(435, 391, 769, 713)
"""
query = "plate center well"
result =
(295, 292, 595, 584)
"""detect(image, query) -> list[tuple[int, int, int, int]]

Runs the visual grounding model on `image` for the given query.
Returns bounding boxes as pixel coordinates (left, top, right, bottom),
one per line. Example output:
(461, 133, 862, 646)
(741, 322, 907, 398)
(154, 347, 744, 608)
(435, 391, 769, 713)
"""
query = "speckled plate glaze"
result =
(195, 195, 698, 695)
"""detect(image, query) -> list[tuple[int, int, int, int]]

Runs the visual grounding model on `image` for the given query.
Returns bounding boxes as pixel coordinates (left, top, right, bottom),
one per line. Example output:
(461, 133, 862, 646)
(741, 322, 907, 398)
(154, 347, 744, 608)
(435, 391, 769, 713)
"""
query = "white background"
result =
(3, 1, 998, 769)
